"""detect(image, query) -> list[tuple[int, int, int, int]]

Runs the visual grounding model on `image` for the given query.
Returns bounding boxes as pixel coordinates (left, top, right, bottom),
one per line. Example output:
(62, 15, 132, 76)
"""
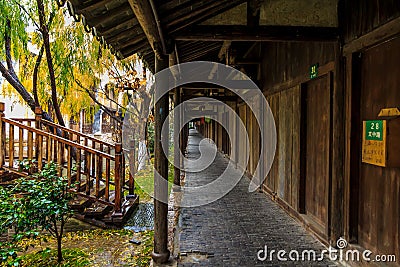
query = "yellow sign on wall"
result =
(362, 120, 386, 167)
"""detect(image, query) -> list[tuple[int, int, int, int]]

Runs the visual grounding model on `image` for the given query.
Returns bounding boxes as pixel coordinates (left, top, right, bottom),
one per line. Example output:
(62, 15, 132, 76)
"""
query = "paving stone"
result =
(176, 130, 340, 267)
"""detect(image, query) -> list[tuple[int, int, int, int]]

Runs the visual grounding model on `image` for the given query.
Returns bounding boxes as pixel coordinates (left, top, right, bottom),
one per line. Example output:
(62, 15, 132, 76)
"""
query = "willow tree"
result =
(0, 0, 107, 124)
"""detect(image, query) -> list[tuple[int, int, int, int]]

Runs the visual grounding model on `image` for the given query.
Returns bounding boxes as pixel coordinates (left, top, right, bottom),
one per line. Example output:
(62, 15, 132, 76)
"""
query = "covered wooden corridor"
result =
(30, 0, 400, 265)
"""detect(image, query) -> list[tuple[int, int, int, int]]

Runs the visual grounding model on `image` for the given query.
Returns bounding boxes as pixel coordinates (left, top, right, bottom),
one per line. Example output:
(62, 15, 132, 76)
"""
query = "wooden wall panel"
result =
(265, 94, 280, 192)
(264, 87, 300, 206)
(246, 104, 253, 174)
(356, 37, 400, 258)
(304, 75, 330, 230)
(261, 42, 336, 92)
(291, 86, 301, 208)
(238, 104, 247, 171)
(344, 0, 400, 44)
(278, 90, 291, 200)
(251, 100, 260, 179)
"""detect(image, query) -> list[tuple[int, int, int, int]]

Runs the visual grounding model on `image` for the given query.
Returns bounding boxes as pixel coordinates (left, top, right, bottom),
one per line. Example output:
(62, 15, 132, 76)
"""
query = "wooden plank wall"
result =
(261, 42, 335, 210)
(264, 87, 300, 207)
(342, 1, 400, 260)
(357, 37, 400, 259)
(238, 104, 248, 171)
(343, 0, 400, 43)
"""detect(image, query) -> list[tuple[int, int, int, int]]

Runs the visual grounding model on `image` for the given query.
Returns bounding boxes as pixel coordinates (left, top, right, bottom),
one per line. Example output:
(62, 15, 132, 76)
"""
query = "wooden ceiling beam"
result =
(72, 0, 119, 14)
(101, 20, 141, 40)
(97, 17, 138, 36)
(164, 0, 220, 27)
(182, 50, 219, 62)
(174, 25, 339, 42)
(118, 39, 149, 55)
(168, 0, 246, 34)
(87, 3, 133, 28)
(182, 95, 238, 102)
(128, 0, 164, 58)
(106, 26, 143, 44)
(180, 42, 220, 58)
(181, 44, 221, 62)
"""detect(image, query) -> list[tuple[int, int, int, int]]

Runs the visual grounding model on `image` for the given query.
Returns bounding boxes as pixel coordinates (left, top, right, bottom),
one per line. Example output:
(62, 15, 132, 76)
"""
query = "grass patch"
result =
(134, 159, 175, 203)
(6, 229, 154, 267)
(18, 248, 89, 267)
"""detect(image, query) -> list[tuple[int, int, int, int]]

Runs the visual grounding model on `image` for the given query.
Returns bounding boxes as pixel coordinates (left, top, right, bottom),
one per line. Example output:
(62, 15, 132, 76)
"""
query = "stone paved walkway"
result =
(176, 130, 338, 266)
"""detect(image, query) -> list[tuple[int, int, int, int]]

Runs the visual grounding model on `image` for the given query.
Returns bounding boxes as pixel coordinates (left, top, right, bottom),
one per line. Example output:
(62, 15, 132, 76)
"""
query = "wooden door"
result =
(355, 37, 400, 257)
(303, 74, 330, 230)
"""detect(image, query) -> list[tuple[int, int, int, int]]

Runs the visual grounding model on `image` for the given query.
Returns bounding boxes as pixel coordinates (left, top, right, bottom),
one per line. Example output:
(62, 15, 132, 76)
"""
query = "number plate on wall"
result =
(362, 120, 386, 167)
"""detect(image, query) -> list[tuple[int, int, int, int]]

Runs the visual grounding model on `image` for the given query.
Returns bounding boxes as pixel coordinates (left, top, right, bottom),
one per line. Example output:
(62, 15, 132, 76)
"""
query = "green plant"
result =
(147, 121, 155, 155)
(0, 162, 75, 265)
(17, 159, 37, 174)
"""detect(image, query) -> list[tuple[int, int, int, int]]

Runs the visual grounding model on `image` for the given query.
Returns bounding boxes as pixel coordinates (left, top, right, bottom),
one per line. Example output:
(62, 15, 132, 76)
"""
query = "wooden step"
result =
(0, 171, 20, 184)
(102, 195, 139, 227)
(76, 177, 94, 192)
(69, 195, 94, 212)
(82, 201, 113, 219)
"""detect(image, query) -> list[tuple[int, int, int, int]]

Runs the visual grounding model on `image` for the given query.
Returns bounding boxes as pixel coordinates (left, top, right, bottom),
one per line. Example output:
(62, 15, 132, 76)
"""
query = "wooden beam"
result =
(181, 43, 221, 61)
(106, 26, 144, 44)
(182, 44, 221, 62)
(117, 38, 148, 55)
(72, 0, 109, 13)
(235, 58, 260, 64)
(128, 0, 163, 58)
(87, 3, 133, 28)
(218, 41, 231, 61)
(168, 0, 246, 34)
(182, 95, 238, 102)
(343, 16, 400, 55)
(174, 25, 339, 42)
(165, 0, 225, 28)
(98, 18, 138, 36)
(247, 0, 261, 28)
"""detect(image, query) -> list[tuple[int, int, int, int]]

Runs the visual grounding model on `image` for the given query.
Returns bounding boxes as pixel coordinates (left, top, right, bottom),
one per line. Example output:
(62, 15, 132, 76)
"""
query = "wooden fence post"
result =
(113, 143, 123, 216)
(35, 107, 43, 170)
(0, 103, 5, 169)
(127, 139, 136, 197)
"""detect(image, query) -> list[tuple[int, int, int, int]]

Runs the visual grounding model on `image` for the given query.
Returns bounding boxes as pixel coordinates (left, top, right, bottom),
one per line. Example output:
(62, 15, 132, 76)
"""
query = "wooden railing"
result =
(0, 104, 134, 216)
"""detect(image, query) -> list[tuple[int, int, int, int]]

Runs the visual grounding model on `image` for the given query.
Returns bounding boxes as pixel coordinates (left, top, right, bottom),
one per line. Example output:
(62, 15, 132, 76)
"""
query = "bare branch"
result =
(11, 0, 40, 29)
(74, 79, 122, 124)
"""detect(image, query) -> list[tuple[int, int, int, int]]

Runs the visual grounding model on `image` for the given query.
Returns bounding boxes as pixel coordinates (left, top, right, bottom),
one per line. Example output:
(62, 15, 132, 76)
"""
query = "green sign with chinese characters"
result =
(365, 120, 384, 141)
(310, 63, 319, 79)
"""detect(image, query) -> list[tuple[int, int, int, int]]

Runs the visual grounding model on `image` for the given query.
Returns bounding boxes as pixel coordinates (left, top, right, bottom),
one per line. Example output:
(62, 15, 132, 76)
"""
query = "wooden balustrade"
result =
(0, 105, 133, 216)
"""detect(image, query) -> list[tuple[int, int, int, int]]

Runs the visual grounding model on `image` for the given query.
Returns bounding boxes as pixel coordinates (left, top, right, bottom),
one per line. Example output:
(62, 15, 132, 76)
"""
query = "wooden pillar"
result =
(235, 101, 239, 168)
(152, 55, 170, 264)
(173, 88, 181, 185)
(179, 91, 185, 155)
(113, 143, 123, 216)
(128, 139, 136, 196)
(0, 103, 5, 169)
(179, 89, 185, 176)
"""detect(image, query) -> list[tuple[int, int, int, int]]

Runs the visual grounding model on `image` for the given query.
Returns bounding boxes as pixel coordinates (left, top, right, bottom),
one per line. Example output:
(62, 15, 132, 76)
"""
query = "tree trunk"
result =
(36, 0, 65, 127)
(57, 235, 63, 263)
(33, 46, 44, 107)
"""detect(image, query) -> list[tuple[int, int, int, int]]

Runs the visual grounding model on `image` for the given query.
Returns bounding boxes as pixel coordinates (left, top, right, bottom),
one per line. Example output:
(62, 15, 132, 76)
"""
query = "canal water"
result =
(124, 203, 154, 232)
